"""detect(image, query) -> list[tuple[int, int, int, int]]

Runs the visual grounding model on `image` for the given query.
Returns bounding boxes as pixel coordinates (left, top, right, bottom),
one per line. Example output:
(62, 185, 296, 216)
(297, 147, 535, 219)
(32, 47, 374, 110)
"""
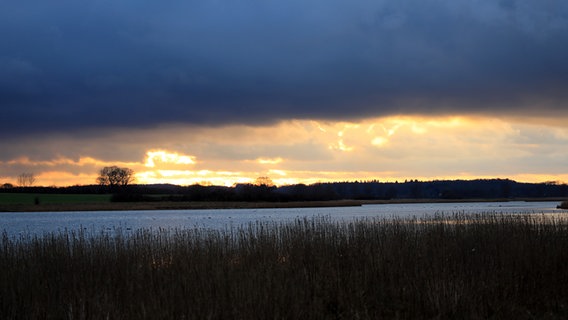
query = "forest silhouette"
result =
(2, 179, 567, 203)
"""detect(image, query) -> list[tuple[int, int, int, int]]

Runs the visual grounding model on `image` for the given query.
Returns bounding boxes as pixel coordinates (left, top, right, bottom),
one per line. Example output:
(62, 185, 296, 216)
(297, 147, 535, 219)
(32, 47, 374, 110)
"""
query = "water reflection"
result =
(0, 201, 564, 237)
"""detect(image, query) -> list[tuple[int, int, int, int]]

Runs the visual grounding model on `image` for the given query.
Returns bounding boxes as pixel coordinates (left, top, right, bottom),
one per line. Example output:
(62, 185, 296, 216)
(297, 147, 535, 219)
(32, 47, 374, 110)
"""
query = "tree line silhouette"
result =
(2, 179, 567, 202)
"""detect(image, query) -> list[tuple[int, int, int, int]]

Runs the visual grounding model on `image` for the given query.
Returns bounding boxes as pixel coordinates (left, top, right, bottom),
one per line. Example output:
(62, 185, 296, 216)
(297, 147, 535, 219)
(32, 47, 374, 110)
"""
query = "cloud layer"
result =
(2, 0, 568, 137)
(2, 116, 568, 186)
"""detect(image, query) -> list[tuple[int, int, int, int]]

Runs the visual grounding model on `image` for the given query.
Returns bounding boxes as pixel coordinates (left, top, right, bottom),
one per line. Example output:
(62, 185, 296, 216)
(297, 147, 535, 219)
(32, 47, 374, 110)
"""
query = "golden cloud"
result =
(2, 115, 567, 186)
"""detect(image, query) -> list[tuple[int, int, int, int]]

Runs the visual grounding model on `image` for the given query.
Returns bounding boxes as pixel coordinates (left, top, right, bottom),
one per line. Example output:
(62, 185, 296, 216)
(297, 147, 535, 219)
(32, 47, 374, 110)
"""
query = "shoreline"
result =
(1, 198, 565, 212)
(0, 200, 363, 212)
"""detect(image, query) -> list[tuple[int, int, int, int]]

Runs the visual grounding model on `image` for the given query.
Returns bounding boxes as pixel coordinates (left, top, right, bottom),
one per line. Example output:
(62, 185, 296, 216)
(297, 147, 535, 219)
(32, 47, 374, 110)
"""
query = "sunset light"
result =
(257, 158, 284, 165)
(2, 115, 566, 187)
(1, 0, 567, 188)
(3, 2, 568, 318)
(144, 150, 197, 168)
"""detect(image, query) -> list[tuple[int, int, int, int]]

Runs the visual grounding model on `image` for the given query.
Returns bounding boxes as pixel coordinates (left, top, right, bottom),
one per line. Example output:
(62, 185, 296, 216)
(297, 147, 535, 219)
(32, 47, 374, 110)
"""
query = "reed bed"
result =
(2, 213, 568, 319)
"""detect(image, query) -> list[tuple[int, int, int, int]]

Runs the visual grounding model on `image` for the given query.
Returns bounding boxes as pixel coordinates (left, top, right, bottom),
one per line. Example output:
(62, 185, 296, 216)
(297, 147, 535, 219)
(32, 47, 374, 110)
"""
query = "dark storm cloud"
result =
(1, 0, 568, 136)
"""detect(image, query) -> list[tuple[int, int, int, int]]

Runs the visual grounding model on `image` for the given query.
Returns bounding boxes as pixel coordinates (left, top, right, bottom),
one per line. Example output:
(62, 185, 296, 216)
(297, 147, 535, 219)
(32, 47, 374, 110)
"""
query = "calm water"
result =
(0, 201, 565, 237)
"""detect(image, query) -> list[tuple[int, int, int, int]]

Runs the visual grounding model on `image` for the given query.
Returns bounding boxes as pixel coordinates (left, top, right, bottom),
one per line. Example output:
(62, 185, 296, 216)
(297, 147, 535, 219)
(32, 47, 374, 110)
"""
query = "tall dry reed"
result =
(1, 213, 568, 319)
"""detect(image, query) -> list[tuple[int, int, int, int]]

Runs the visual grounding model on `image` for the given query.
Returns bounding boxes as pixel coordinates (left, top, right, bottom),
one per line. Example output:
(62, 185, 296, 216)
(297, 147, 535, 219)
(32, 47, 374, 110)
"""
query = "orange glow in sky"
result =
(144, 150, 196, 168)
(1, 115, 567, 187)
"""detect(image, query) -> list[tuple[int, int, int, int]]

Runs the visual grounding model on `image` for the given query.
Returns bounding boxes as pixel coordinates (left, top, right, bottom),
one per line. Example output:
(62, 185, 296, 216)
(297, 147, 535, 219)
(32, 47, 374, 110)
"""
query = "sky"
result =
(1, 0, 568, 187)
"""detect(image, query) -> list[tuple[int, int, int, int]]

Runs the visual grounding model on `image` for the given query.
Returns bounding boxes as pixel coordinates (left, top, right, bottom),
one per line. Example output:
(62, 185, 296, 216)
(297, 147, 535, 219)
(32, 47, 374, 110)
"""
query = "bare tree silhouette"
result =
(97, 166, 135, 187)
(17, 173, 36, 187)
(254, 176, 275, 187)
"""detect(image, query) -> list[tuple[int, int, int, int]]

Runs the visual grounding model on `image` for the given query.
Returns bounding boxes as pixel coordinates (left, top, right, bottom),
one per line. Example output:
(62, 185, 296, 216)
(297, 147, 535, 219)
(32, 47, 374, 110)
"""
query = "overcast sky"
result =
(3, 0, 568, 134)
(1, 0, 567, 186)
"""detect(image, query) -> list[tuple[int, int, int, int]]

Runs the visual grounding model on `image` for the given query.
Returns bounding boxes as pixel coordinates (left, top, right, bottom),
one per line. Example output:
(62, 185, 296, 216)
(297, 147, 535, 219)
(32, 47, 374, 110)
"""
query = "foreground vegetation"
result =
(2, 214, 568, 319)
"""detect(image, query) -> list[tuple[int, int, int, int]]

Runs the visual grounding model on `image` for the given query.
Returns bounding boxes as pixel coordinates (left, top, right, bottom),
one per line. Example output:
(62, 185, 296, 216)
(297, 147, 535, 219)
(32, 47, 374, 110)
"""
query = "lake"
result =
(0, 201, 565, 237)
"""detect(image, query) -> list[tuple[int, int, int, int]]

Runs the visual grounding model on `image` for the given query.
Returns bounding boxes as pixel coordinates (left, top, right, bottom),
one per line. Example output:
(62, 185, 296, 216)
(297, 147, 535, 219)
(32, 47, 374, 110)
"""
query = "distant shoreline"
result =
(1, 198, 565, 213)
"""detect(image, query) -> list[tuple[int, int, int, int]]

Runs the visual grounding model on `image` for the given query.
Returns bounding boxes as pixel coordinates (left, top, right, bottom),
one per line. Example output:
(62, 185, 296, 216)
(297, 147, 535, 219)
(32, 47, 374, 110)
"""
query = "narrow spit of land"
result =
(1, 197, 566, 212)
(0, 200, 366, 212)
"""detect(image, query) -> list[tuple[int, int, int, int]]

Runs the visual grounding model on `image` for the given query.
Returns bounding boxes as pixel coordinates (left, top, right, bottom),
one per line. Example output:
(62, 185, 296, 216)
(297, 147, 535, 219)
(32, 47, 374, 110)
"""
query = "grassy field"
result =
(2, 213, 568, 319)
(1, 194, 565, 212)
(0, 193, 112, 205)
